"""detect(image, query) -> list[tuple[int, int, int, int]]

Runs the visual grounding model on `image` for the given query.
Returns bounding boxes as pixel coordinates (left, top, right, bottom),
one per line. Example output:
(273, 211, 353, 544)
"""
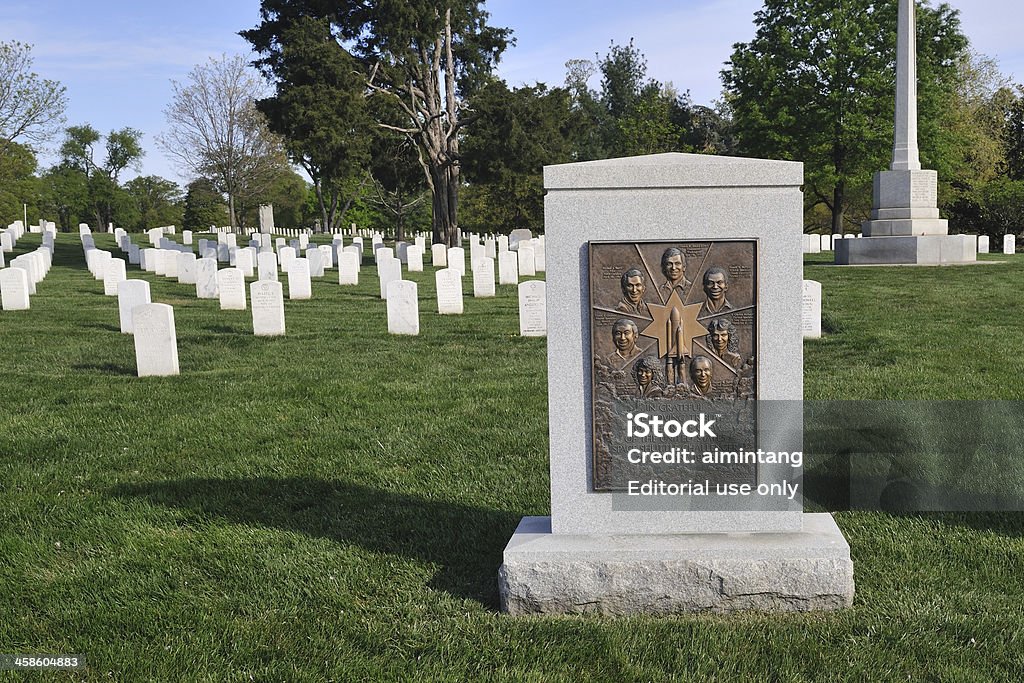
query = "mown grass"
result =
(0, 235, 1022, 681)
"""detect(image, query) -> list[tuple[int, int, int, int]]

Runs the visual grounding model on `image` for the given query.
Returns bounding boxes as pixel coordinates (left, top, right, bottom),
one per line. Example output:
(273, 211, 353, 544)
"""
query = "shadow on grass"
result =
(83, 323, 121, 332)
(804, 452, 1024, 537)
(71, 362, 136, 376)
(203, 324, 241, 334)
(110, 477, 521, 609)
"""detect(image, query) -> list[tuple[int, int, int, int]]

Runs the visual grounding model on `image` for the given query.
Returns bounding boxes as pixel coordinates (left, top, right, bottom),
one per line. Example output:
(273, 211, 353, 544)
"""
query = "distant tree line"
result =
(5, 0, 1024, 240)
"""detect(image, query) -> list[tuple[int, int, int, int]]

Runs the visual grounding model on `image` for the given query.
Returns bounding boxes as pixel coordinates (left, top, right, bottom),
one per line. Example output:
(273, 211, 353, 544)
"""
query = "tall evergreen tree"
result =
(244, 0, 512, 246)
(723, 0, 967, 233)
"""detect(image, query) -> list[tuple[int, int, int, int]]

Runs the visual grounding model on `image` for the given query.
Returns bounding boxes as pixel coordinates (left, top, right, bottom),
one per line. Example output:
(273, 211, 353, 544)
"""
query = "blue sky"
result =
(4, 0, 1023, 186)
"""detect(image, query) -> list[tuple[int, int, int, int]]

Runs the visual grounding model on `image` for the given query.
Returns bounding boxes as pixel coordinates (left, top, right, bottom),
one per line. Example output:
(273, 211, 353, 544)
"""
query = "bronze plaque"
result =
(589, 240, 758, 491)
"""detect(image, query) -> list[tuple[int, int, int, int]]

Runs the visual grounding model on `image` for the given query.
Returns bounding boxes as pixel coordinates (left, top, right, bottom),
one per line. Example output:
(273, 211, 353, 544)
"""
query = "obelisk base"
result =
(836, 234, 976, 265)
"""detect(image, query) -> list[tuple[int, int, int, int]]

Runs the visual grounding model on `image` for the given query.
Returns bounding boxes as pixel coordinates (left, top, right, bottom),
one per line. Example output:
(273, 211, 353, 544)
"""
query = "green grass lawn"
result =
(1, 235, 1022, 681)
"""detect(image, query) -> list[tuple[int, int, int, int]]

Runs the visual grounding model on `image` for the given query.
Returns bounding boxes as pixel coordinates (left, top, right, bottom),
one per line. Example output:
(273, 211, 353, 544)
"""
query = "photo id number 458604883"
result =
(0, 655, 83, 670)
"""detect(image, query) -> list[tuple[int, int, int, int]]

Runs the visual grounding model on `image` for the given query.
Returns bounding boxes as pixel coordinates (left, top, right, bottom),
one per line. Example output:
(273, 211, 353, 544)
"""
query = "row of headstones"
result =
(77, 224, 549, 375)
(25, 220, 57, 234)
(76, 227, 284, 376)
(125, 230, 544, 304)
(803, 233, 1018, 255)
(123, 269, 546, 377)
(0, 228, 55, 311)
(384, 279, 546, 337)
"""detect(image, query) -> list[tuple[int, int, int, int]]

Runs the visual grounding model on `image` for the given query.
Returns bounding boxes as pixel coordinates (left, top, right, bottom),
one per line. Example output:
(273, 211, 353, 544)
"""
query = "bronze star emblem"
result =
(640, 289, 708, 358)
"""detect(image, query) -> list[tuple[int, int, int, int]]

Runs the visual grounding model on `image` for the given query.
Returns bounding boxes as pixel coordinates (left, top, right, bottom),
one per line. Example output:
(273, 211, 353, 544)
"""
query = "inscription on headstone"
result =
(802, 280, 822, 339)
(435, 268, 464, 314)
(217, 268, 247, 310)
(287, 258, 312, 300)
(518, 280, 546, 337)
(132, 303, 180, 377)
(386, 280, 419, 335)
(251, 280, 286, 336)
(473, 257, 496, 297)
(0, 267, 30, 310)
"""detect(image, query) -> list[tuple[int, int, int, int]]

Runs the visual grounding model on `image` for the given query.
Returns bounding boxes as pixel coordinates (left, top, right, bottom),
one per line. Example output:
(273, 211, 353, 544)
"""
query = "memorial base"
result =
(498, 514, 854, 615)
(835, 234, 976, 265)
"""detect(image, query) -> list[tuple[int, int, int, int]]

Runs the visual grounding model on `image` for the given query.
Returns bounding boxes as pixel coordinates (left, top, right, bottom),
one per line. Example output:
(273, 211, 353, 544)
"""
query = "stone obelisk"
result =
(836, 0, 974, 265)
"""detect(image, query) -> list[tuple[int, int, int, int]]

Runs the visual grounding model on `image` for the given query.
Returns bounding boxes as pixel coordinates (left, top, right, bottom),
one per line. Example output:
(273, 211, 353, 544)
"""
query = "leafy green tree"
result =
(182, 178, 228, 232)
(1002, 86, 1024, 182)
(563, 58, 606, 161)
(973, 177, 1024, 237)
(0, 41, 68, 156)
(461, 80, 578, 233)
(563, 41, 710, 161)
(159, 54, 287, 229)
(236, 165, 309, 229)
(57, 124, 144, 228)
(597, 40, 682, 157)
(0, 142, 39, 223)
(244, 0, 512, 246)
(367, 132, 428, 240)
(723, 0, 967, 234)
(248, 17, 372, 232)
(124, 176, 184, 231)
(39, 163, 90, 231)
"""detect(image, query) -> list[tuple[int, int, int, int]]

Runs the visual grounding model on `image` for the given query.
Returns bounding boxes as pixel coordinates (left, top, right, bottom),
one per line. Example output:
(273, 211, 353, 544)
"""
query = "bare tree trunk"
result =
(832, 180, 845, 235)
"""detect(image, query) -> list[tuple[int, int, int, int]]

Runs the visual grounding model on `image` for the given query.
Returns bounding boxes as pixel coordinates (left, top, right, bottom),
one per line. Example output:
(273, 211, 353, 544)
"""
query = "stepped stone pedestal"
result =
(837, 170, 975, 265)
(836, 0, 975, 266)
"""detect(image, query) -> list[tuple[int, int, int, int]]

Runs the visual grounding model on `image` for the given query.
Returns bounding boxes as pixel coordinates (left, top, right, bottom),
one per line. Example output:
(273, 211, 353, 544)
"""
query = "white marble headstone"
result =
(498, 251, 519, 285)
(196, 258, 219, 299)
(178, 253, 198, 284)
(132, 303, 180, 377)
(802, 280, 822, 339)
(236, 248, 255, 278)
(217, 268, 246, 310)
(338, 252, 359, 285)
(143, 249, 158, 274)
(375, 246, 394, 264)
(279, 246, 297, 273)
(257, 252, 278, 282)
(103, 258, 127, 296)
(407, 245, 424, 272)
(0, 267, 30, 310)
(977, 235, 990, 254)
(448, 247, 466, 277)
(1003, 234, 1015, 255)
(306, 247, 325, 277)
(251, 280, 286, 336)
(435, 268, 464, 314)
(470, 243, 485, 270)
(386, 280, 419, 335)
(431, 244, 447, 268)
(344, 244, 362, 266)
(518, 280, 546, 337)
(378, 257, 402, 300)
(518, 246, 536, 276)
(318, 244, 334, 269)
(473, 257, 495, 298)
(117, 279, 151, 333)
(287, 258, 312, 300)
